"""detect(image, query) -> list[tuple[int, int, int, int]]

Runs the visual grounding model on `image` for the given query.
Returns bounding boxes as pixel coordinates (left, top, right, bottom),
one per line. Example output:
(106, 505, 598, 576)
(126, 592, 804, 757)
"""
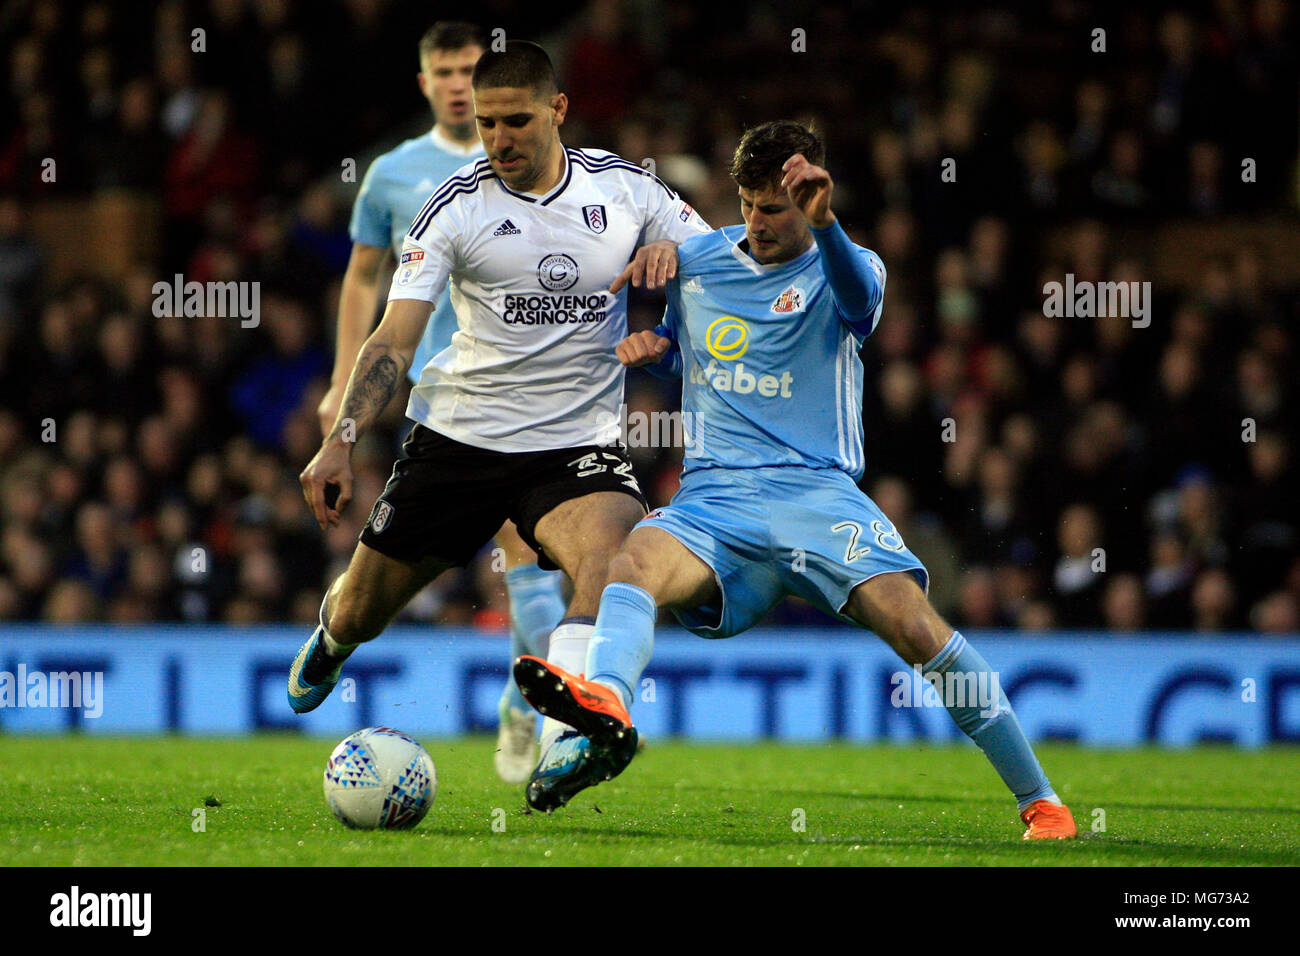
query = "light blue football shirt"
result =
(349, 126, 484, 383)
(652, 222, 885, 479)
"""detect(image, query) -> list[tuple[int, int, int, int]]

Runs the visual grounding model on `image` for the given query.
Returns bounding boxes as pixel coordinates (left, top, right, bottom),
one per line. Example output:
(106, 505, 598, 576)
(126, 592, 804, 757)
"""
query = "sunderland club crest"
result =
(772, 284, 805, 314)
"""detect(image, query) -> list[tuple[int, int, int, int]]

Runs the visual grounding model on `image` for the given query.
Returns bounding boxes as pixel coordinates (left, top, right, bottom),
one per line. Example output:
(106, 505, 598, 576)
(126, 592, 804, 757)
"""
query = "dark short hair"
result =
(418, 22, 487, 61)
(471, 40, 557, 97)
(730, 121, 825, 192)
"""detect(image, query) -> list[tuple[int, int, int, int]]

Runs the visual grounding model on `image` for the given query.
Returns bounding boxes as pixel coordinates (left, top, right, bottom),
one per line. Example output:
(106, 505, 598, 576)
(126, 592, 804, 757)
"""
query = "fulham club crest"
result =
(582, 204, 607, 234)
(368, 500, 394, 533)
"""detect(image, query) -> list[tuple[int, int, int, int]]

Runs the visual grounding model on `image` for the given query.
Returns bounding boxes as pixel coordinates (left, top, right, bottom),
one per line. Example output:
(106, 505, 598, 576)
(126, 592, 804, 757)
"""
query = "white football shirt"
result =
(388, 146, 710, 452)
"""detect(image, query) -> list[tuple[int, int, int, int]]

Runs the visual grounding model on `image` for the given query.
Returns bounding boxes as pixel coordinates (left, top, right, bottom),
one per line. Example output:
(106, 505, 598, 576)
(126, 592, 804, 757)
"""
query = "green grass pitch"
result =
(2, 736, 1297, 866)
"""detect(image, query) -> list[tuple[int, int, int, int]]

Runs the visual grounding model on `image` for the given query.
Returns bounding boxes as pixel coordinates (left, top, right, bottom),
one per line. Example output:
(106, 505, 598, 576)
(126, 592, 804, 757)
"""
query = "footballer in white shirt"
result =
(290, 41, 709, 790)
(313, 21, 566, 786)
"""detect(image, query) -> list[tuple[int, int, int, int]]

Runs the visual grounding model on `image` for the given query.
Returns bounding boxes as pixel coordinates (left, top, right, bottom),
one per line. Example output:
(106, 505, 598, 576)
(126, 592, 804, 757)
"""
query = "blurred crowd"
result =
(0, 0, 1297, 632)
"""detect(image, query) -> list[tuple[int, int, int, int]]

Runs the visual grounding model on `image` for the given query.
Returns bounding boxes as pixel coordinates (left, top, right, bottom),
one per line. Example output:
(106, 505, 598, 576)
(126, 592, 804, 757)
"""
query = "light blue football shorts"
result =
(637, 465, 929, 638)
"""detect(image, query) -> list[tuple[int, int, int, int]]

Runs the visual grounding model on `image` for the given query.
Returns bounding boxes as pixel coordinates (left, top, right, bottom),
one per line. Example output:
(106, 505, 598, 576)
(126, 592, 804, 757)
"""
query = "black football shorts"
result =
(358, 424, 647, 569)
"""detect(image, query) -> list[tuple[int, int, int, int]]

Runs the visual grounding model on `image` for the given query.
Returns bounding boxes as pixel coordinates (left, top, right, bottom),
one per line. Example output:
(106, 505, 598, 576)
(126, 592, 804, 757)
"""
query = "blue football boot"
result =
(525, 728, 639, 812)
(287, 626, 346, 714)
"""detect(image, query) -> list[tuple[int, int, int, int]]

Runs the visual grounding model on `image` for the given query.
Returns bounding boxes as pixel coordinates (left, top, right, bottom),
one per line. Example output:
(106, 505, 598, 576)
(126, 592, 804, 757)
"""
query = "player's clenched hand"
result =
(609, 240, 679, 293)
(781, 153, 835, 229)
(616, 329, 673, 367)
(300, 439, 354, 530)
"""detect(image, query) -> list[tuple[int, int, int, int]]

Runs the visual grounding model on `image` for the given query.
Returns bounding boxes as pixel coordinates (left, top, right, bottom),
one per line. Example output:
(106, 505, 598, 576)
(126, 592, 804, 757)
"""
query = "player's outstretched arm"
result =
(609, 240, 679, 293)
(783, 153, 882, 335)
(318, 242, 389, 436)
(300, 297, 428, 529)
(326, 296, 427, 440)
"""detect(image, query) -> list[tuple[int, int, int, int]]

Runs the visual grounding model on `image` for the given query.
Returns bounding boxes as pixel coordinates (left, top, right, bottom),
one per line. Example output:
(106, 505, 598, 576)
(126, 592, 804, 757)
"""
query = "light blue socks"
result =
(586, 582, 657, 711)
(500, 563, 566, 718)
(924, 631, 1058, 811)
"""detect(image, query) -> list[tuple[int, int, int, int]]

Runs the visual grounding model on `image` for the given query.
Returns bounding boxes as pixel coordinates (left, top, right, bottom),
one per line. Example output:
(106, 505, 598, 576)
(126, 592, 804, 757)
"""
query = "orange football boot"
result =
(1020, 799, 1078, 839)
(512, 655, 635, 748)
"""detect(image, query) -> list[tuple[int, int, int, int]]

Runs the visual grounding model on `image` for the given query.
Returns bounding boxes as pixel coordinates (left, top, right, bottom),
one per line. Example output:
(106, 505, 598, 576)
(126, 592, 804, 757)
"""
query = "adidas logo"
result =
(492, 219, 521, 236)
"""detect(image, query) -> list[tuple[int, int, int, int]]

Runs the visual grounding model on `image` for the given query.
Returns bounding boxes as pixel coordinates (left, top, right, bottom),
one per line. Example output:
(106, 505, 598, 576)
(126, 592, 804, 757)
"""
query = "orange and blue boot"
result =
(513, 655, 638, 812)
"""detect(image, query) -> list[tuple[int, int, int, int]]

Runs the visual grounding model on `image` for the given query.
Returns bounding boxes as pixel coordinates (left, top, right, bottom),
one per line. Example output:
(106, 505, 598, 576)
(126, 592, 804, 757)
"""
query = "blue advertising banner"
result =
(0, 626, 1296, 746)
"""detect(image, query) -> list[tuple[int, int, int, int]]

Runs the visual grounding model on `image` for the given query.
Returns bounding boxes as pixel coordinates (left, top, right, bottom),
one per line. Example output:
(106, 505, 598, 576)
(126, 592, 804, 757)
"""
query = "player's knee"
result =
(607, 547, 651, 589)
(494, 521, 538, 568)
(889, 608, 950, 665)
(571, 543, 620, 591)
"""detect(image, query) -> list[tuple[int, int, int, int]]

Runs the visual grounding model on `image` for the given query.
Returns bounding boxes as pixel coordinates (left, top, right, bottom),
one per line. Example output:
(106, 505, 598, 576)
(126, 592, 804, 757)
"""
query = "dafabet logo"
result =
(705, 316, 750, 360)
(693, 316, 793, 398)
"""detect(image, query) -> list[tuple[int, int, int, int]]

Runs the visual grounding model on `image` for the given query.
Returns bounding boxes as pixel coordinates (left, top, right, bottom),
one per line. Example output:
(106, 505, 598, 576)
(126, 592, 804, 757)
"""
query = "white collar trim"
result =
(726, 226, 818, 274)
(430, 125, 483, 157)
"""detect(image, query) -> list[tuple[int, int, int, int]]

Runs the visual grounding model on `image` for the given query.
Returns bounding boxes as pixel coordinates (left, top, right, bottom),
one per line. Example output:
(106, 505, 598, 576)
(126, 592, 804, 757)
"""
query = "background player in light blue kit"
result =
(317, 22, 565, 783)
(514, 121, 1078, 839)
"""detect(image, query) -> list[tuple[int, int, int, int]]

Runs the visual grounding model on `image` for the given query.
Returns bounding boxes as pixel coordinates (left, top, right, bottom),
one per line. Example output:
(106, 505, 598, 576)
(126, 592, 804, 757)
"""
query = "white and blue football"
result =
(323, 727, 437, 830)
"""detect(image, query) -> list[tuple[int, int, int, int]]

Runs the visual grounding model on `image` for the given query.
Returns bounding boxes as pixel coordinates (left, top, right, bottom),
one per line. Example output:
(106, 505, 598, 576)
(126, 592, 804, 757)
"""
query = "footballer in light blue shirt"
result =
(318, 22, 566, 786)
(512, 122, 1078, 840)
(323, 26, 485, 425)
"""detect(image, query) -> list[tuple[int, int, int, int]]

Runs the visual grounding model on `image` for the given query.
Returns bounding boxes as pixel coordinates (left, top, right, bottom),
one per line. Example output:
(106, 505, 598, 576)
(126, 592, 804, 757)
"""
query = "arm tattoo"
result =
(328, 344, 406, 441)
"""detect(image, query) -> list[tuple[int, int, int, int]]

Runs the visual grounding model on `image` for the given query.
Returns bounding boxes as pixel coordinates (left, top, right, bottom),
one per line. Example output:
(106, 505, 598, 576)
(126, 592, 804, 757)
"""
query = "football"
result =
(322, 727, 438, 830)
